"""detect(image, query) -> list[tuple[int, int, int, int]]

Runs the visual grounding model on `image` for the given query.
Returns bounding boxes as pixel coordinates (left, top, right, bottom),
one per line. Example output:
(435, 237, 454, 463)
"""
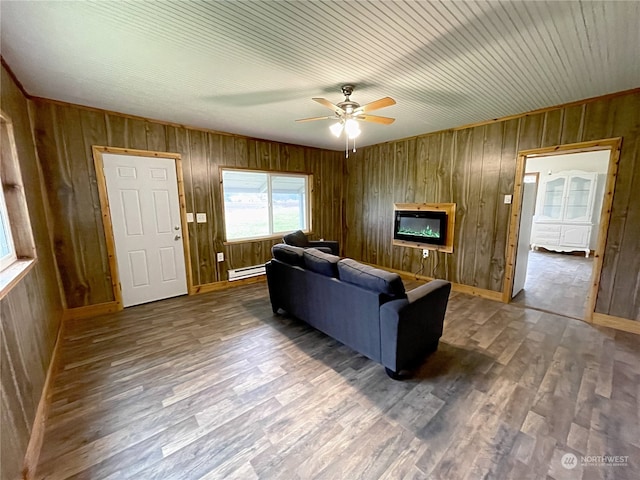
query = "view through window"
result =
(0, 189, 16, 271)
(222, 169, 310, 241)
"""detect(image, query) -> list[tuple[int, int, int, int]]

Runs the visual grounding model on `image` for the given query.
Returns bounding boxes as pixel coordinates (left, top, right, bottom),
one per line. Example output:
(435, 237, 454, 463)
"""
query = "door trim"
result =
(502, 137, 622, 323)
(92, 146, 194, 310)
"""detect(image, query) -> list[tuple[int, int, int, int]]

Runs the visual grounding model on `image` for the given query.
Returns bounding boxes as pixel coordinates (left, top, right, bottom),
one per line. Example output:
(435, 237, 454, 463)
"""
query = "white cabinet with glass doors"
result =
(530, 170, 598, 257)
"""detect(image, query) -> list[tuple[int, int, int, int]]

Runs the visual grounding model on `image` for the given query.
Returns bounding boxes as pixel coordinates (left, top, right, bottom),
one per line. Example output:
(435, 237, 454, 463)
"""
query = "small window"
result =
(0, 190, 17, 271)
(221, 169, 311, 241)
(0, 111, 36, 296)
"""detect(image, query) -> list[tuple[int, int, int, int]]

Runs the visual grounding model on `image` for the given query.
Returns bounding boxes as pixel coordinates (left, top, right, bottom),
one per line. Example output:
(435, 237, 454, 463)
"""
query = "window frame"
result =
(0, 111, 37, 299)
(220, 167, 313, 243)
(0, 188, 17, 270)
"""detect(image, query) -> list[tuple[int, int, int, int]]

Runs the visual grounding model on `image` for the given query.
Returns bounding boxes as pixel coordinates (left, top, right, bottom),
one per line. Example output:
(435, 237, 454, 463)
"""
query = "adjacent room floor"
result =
(512, 249, 594, 319)
(36, 282, 638, 479)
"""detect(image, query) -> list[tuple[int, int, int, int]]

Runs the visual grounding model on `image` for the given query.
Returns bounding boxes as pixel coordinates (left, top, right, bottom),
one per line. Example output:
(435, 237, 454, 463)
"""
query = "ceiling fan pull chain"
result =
(345, 133, 349, 158)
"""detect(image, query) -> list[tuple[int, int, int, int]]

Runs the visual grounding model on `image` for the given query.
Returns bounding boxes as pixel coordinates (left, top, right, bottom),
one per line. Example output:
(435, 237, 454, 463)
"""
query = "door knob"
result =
(174, 235, 181, 240)
(174, 226, 180, 230)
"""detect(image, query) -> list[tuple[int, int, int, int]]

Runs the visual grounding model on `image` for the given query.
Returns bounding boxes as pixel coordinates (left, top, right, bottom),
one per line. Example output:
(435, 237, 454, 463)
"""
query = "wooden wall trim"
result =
(0, 259, 35, 300)
(28, 96, 334, 153)
(503, 139, 621, 321)
(92, 147, 124, 309)
(92, 146, 194, 308)
(346, 88, 640, 149)
(192, 275, 266, 294)
(62, 302, 119, 321)
(25, 82, 639, 156)
(452, 89, 640, 132)
(21, 316, 64, 479)
(0, 56, 29, 99)
(592, 313, 640, 335)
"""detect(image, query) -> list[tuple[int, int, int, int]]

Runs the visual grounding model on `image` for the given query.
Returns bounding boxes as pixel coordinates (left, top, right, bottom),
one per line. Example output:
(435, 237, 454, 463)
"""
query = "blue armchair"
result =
(283, 230, 339, 256)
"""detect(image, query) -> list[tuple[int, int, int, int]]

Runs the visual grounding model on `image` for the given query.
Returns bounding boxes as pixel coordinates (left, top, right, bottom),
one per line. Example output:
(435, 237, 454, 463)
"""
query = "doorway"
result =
(504, 138, 621, 322)
(93, 147, 193, 308)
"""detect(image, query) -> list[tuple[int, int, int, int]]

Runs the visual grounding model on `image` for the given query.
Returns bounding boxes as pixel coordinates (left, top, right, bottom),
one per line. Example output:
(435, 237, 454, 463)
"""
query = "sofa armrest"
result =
(308, 240, 339, 256)
(379, 280, 451, 372)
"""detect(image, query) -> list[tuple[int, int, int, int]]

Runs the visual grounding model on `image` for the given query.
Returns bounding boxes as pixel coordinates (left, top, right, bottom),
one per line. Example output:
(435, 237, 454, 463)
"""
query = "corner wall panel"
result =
(1, 64, 63, 480)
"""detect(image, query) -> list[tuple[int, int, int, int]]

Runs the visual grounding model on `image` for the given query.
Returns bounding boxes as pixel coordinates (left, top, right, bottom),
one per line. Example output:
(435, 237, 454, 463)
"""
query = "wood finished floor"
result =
(512, 250, 593, 320)
(35, 281, 639, 480)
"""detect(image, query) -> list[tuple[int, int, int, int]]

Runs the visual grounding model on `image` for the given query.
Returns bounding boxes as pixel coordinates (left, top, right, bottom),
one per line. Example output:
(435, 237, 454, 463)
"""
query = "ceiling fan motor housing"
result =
(341, 84, 355, 97)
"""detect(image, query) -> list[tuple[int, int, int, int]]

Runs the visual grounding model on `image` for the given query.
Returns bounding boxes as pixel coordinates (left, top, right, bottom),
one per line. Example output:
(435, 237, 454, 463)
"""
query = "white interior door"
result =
(513, 181, 537, 298)
(102, 154, 187, 307)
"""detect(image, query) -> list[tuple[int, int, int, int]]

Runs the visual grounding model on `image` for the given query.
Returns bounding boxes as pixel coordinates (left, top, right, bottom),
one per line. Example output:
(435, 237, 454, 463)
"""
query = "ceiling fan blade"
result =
(312, 97, 345, 115)
(295, 115, 333, 123)
(357, 114, 395, 125)
(354, 97, 396, 114)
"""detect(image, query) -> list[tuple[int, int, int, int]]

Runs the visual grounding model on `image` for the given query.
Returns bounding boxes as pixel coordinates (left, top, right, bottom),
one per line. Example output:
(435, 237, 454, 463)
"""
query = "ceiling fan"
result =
(296, 85, 396, 156)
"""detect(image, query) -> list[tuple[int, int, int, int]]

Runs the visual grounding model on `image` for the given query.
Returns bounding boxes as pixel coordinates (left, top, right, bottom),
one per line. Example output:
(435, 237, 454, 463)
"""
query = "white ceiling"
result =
(1, 1, 638, 151)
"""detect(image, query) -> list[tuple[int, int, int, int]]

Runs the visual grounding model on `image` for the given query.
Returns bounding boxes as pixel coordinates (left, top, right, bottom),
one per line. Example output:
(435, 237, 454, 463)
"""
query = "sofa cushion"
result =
(303, 248, 340, 277)
(272, 243, 305, 267)
(283, 230, 310, 247)
(338, 259, 406, 297)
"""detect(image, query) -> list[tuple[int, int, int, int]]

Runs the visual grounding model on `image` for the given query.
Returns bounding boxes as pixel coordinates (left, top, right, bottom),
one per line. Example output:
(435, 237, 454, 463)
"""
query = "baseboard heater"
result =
(227, 264, 266, 281)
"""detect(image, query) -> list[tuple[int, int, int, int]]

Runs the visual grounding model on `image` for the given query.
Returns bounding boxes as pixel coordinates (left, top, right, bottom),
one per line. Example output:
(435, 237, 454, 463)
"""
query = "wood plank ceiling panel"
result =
(1, 1, 638, 150)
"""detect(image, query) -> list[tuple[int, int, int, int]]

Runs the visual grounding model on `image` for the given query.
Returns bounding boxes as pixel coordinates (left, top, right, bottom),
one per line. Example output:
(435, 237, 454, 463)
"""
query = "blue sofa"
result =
(265, 244, 451, 379)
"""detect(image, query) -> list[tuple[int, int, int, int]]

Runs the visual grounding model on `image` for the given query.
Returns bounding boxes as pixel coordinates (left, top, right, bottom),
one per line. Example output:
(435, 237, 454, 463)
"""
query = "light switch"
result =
(504, 195, 513, 204)
(196, 213, 207, 223)
(186, 212, 194, 223)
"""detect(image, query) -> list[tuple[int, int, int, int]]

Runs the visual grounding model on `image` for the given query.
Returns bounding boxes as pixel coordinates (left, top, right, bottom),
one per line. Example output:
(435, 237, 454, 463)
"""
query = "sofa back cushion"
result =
(283, 230, 310, 247)
(272, 243, 305, 267)
(303, 248, 340, 277)
(337, 259, 406, 297)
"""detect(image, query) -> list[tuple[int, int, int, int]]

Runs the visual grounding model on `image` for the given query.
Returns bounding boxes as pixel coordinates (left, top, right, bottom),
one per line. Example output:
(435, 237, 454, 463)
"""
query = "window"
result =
(0, 111, 36, 296)
(221, 169, 311, 241)
(0, 189, 16, 271)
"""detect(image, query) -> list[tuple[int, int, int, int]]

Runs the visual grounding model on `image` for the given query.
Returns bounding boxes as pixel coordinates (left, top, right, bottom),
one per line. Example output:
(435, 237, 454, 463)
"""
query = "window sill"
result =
(0, 259, 36, 300)
(223, 231, 313, 245)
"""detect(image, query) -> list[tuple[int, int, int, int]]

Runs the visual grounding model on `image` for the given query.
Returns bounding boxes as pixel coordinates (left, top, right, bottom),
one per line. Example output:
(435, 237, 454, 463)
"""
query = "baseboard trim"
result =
(62, 301, 120, 321)
(192, 275, 266, 294)
(367, 263, 504, 302)
(449, 283, 503, 301)
(21, 314, 65, 479)
(592, 312, 640, 335)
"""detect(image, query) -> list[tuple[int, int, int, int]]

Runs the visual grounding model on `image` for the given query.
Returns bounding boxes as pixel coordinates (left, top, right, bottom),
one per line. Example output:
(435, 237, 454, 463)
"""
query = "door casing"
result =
(93, 146, 193, 310)
(502, 137, 622, 323)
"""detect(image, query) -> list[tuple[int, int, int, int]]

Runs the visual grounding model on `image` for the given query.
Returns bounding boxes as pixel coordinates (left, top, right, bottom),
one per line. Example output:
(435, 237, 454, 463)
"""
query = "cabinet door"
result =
(560, 225, 591, 247)
(539, 176, 566, 221)
(564, 173, 596, 222)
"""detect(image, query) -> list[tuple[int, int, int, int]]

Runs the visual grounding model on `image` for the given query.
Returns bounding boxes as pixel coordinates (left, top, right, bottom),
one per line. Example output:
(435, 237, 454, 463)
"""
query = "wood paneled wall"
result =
(1, 65, 63, 480)
(344, 91, 640, 321)
(29, 99, 345, 309)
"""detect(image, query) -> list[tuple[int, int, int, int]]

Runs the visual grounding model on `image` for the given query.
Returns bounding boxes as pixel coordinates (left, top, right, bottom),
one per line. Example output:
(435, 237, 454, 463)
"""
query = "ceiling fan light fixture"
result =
(345, 118, 361, 139)
(329, 121, 344, 137)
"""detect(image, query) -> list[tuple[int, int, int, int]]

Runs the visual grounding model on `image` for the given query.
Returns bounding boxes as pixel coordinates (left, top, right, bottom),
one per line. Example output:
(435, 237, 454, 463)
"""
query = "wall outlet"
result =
(216, 252, 224, 262)
(196, 213, 207, 223)
(504, 194, 513, 204)
(422, 249, 429, 258)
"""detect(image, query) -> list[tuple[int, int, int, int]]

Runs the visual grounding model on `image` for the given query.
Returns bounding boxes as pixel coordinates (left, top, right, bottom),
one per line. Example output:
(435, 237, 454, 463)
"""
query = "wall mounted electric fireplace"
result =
(394, 210, 447, 245)
(392, 203, 456, 253)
